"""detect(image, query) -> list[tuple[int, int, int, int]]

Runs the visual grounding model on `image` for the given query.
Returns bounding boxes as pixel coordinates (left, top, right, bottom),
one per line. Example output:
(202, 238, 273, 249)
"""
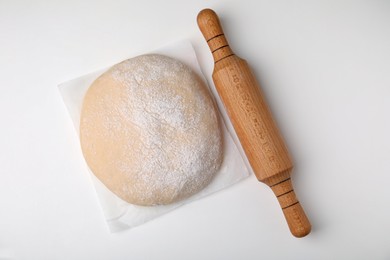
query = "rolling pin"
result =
(197, 9, 311, 237)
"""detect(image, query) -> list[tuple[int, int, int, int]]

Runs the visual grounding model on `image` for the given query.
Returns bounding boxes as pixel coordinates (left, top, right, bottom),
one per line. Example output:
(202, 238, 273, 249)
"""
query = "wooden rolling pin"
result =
(197, 9, 311, 237)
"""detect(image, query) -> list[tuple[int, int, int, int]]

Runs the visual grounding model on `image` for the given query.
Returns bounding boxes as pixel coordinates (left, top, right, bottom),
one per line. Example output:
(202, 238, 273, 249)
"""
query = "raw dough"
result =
(80, 54, 223, 206)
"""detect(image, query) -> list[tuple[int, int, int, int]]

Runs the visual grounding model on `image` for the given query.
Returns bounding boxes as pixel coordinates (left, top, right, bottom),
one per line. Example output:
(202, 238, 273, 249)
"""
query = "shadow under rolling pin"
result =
(197, 8, 311, 237)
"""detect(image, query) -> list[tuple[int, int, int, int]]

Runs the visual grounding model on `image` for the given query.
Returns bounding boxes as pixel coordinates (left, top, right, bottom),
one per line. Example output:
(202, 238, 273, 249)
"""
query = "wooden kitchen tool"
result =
(197, 9, 311, 237)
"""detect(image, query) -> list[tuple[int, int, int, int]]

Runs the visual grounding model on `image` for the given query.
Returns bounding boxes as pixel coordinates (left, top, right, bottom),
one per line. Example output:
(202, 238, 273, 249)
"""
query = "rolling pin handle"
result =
(270, 178, 311, 237)
(197, 9, 234, 63)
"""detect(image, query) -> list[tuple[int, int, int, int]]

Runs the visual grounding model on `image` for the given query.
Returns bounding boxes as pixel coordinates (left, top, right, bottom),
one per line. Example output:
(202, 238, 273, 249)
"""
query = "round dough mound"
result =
(80, 54, 223, 206)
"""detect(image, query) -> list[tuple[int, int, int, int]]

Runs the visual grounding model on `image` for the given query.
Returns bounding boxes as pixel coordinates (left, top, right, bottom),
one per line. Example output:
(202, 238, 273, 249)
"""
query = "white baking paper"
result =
(58, 40, 249, 232)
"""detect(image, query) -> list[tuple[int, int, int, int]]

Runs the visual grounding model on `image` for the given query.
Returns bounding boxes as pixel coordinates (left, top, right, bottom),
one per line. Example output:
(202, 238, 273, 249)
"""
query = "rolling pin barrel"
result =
(197, 9, 311, 237)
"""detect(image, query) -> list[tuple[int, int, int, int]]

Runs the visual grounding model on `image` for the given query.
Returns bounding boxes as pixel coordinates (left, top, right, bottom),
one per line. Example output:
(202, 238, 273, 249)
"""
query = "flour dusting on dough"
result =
(80, 54, 223, 206)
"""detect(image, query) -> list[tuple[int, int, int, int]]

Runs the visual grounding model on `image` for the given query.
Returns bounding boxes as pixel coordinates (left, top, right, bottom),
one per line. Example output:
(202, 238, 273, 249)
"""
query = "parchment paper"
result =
(58, 40, 249, 232)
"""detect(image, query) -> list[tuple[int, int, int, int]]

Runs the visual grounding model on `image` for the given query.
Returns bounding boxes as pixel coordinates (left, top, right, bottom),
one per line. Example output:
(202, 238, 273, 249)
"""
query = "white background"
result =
(1, 0, 389, 259)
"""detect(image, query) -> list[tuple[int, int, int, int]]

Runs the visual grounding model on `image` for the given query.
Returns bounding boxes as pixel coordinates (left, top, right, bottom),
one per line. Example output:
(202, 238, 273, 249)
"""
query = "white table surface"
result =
(1, 1, 389, 259)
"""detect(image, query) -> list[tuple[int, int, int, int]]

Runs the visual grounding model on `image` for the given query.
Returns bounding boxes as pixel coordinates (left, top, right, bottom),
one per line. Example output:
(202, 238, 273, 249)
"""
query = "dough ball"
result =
(80, 54, 223, 206)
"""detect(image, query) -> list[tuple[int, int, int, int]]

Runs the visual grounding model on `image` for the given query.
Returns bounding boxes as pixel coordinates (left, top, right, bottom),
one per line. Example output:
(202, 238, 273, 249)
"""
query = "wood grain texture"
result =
(197, 8, 311, 237)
